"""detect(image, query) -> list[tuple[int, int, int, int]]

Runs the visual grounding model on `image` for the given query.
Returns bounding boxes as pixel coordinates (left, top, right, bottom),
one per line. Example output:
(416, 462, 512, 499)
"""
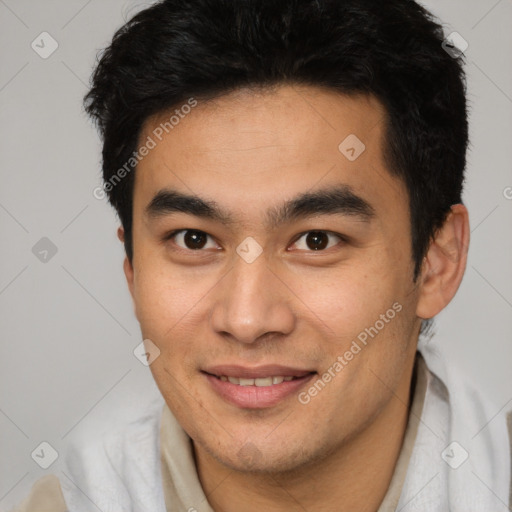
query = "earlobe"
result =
(415, 204, 470, 320)
(122, 255, 139, 321)
(123, 255, 135, 298)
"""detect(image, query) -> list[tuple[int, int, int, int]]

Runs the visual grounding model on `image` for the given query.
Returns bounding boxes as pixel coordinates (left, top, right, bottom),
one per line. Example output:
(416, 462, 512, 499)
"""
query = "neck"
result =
(195, 356, 416, 512)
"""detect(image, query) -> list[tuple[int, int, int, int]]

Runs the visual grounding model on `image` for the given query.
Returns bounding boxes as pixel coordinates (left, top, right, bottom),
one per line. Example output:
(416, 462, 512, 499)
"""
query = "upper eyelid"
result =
(166, 229, 219, 247)
(292, 230, 343, 241)
(290, 230, 345, 249)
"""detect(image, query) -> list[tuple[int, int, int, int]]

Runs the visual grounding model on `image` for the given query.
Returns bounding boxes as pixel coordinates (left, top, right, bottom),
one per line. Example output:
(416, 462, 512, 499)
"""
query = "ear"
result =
(117, 226, 135, 301)
(416, 204, 470, 320)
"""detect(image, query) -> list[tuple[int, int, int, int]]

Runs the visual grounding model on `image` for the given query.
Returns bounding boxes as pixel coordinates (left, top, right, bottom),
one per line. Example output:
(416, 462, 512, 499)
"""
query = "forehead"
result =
(133, 85, 407, 226)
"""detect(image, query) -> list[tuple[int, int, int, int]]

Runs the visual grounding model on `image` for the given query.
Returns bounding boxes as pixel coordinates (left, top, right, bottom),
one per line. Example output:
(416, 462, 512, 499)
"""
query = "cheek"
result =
(132, 258, 202, 335)
(131, 257, 222, 374)
(284, 261, 397, 335)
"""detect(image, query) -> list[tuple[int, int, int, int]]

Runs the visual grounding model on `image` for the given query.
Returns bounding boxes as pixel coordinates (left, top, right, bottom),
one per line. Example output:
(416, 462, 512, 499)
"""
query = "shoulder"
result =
(417, 350, 511, 509)
(10, 392, 166, 512)
(60, 393, 166, 510)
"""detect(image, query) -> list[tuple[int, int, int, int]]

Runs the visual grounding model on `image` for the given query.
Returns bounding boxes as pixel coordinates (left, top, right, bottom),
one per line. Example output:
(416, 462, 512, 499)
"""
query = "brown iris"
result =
(304, 231, 329, 250)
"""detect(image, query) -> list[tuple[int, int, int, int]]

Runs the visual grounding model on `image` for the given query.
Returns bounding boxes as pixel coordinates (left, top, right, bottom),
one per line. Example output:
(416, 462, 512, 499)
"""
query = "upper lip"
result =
(203, 364, 315, 379)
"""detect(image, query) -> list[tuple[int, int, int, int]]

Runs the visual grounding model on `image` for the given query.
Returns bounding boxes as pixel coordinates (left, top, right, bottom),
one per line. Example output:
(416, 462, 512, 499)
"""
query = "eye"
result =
(165, 229, 219, 251)
(290, 230, 345, 251)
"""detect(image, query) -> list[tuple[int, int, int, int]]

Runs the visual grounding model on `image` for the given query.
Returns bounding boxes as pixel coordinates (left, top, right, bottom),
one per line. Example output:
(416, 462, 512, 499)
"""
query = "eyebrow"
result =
(145, 184, 376, 229)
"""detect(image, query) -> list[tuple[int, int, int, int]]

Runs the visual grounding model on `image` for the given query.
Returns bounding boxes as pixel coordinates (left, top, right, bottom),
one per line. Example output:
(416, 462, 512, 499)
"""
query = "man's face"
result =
(126, 86, 422, 473)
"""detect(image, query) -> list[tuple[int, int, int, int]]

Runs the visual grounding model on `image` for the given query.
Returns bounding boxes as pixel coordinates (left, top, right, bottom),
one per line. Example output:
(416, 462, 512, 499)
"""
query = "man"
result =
(12, 0, 511, 510)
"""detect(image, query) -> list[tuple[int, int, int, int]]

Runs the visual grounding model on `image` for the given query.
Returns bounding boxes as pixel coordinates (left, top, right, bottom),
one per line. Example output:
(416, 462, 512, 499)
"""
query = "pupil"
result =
(185, 230, 207, 249)
(306, 231, 327, 250)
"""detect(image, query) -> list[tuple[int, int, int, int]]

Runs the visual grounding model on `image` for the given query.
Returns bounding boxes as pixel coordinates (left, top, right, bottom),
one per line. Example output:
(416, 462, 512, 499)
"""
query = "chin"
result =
(197, 432, 329, 475)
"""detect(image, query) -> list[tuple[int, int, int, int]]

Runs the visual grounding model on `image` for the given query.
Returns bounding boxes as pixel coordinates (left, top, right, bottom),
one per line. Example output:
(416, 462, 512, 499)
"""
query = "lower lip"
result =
(204, 372, 316, 409)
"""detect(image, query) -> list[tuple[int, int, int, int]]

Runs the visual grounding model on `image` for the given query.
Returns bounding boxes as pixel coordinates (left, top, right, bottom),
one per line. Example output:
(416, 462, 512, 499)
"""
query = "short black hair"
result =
(84, 0, 468, 333)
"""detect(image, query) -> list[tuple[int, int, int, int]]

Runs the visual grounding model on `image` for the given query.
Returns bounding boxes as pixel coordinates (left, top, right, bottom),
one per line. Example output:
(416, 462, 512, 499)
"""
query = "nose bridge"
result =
(210, 250, 295, 344)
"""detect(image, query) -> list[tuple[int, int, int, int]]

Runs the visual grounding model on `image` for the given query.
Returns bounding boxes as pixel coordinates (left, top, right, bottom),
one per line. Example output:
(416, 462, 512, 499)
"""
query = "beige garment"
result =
(9, 474, 67, 512)
(376, 351, 427, 511)
(159, 351, 428, 512)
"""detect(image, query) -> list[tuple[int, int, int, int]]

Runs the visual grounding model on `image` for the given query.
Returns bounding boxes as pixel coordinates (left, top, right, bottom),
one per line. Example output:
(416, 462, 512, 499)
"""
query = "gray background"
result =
(0, 0, 511, 508)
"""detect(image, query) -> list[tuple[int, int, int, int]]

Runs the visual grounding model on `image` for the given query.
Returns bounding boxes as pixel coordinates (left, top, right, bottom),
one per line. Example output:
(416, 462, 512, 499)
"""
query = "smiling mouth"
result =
(202, 369, 317, 408)
(205, 373, 315, 387)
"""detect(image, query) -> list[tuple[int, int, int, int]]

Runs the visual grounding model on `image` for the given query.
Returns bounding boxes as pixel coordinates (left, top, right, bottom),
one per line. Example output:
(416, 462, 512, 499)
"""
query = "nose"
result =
(209, 251, 296, 345)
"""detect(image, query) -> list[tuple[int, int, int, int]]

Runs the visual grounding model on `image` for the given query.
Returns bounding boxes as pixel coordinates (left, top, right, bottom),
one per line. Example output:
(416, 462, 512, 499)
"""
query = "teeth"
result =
(218, 375, 299, 387)
(255, 377, 273, 386)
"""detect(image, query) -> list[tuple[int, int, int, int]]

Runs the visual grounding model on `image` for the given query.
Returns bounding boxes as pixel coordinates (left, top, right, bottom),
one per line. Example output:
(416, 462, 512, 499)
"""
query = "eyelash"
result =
(162, 229, 347, 254)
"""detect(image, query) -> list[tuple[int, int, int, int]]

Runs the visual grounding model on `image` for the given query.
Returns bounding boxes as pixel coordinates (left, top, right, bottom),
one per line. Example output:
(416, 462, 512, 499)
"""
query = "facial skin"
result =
(119, 85, 469, 512)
